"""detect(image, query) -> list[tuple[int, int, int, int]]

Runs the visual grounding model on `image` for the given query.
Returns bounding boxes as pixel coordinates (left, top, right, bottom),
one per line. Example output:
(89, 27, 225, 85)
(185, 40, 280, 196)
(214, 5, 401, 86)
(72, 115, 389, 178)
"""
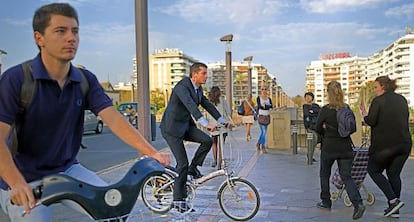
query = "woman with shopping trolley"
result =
(314, 81, 365, 220)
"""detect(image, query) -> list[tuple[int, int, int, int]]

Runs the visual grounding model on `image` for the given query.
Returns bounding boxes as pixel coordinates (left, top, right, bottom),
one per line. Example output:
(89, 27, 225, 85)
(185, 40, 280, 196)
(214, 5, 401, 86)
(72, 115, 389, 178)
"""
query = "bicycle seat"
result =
(36, 157, 165, 220)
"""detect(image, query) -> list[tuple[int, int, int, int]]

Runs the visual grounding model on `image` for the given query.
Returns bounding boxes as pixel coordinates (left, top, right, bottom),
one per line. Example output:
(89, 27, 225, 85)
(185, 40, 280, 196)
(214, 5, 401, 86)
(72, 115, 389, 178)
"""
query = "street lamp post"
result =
(131, 83, 135, 102)
(164, 89, 169, 106)
(134, 0, 151, 142)
(243, 56, 253, 96)
(220, 34, 233, 112)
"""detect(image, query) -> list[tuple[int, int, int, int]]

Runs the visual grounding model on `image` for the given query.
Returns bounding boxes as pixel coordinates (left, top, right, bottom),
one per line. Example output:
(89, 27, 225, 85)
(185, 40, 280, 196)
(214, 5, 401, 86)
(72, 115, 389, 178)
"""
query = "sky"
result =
(1, 0, 414, 97)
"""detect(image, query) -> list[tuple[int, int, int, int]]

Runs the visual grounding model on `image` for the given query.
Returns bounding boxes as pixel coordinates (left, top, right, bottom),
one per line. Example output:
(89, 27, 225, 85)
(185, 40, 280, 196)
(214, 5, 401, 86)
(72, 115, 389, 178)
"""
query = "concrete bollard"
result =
(292, 125, 298, 155)
(307, 132, 314, 165)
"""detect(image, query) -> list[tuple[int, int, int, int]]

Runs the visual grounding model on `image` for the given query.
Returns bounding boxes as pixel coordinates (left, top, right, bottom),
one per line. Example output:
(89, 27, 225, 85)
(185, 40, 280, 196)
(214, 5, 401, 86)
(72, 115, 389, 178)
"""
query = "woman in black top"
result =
(314, 81, 365, 220)
(360, 76, 411, 217)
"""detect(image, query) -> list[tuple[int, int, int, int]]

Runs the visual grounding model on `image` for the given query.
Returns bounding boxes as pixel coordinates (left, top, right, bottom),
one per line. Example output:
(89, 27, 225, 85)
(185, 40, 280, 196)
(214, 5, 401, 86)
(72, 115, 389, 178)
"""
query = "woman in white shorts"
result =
(242, 94, 256, 141)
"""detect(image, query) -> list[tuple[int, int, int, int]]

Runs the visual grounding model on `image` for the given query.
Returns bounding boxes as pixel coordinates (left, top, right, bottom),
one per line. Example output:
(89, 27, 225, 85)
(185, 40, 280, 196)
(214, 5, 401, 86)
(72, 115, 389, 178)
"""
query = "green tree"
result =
(150, 88, 166, 111)
(356, 81, 375, 109)
(234, 72, 248, 101)
(291, 95, 304, 107)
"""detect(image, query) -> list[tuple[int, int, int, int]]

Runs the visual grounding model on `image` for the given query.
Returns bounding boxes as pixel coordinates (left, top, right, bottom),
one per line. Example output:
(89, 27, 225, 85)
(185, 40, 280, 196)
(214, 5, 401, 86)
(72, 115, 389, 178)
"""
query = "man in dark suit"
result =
(160, 62, 228, 212)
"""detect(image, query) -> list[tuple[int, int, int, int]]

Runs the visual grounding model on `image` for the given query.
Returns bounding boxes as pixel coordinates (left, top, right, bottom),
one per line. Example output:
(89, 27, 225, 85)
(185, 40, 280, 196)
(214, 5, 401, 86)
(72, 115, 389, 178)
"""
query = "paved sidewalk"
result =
(1, 124, 414, 221)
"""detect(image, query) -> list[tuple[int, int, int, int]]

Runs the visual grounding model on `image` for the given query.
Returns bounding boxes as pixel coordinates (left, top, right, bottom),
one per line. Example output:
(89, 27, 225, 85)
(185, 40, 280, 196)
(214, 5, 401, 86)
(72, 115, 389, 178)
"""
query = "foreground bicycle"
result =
(141, 124, 260, 221)
(25, 157, 175, 222)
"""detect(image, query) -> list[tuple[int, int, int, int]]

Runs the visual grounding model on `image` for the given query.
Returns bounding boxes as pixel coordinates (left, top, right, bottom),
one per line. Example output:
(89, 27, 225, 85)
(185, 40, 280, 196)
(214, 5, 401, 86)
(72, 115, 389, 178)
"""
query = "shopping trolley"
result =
(330, 144, 375, 207)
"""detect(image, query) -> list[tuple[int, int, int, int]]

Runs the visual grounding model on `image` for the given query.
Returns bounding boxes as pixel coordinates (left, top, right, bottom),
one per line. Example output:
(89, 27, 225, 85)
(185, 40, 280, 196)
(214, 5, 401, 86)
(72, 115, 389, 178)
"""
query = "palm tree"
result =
(234, 72, 248, 104)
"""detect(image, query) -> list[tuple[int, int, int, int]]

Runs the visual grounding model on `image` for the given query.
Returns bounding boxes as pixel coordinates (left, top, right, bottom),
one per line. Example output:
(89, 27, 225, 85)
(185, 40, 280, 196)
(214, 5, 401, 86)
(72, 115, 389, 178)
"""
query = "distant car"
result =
(117, 102, 156, 126)
(83, 110, 103, 134)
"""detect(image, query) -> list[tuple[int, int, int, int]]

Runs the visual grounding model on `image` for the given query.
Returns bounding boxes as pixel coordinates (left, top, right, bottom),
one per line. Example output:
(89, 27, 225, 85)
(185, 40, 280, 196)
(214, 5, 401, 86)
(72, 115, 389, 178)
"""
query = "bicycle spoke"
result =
(218, 178, 260, 221)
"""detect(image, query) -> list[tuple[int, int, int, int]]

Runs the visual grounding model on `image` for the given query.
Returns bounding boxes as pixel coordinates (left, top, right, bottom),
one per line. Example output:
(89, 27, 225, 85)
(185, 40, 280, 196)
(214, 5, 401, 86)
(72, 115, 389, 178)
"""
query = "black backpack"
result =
(237, 103, 245, 115)
(10, 60, 89, 156)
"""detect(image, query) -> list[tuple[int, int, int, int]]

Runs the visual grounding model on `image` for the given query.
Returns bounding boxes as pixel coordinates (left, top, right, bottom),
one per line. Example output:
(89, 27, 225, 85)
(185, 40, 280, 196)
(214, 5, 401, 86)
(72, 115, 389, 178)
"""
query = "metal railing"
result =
(290, 120, 414, 157)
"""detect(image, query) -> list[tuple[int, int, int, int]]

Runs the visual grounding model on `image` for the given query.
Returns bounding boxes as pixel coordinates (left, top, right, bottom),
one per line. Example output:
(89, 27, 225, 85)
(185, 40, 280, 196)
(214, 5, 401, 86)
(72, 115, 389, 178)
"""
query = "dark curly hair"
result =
(375, 75, 397, 92)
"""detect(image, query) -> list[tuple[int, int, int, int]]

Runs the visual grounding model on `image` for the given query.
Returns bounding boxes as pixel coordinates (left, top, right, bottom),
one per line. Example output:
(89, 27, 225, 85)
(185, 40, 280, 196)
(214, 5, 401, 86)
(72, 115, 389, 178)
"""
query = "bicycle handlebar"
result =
(207, 122, 230, 132)
(25, 156, 166, 221)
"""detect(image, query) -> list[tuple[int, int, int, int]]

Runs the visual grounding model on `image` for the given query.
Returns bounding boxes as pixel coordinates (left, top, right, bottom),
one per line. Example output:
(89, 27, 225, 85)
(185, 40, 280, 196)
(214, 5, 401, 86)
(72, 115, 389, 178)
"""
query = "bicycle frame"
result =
(28, 157, 167, 221)
(141, 124, 261, 221)
(185, 125, 239, 190)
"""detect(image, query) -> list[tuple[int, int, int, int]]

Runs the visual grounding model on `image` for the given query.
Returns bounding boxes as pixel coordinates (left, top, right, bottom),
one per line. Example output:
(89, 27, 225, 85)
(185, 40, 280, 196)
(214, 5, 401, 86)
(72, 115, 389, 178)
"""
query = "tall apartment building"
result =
(132, 48, 198, 95)
(206, 61, 260, 105)
(305, 54, 367, 105)
(207, 61, 290, 108)
(305, 28, 414, 107)
(131, 48, 291, 108)
(366, 31, 414, 105)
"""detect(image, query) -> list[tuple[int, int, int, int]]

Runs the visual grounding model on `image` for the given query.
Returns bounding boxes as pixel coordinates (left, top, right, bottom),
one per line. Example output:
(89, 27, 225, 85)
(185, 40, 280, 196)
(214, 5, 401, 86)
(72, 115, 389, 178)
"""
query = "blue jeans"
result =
(258, 124, 268, 146)
(0, 164, 107, 222)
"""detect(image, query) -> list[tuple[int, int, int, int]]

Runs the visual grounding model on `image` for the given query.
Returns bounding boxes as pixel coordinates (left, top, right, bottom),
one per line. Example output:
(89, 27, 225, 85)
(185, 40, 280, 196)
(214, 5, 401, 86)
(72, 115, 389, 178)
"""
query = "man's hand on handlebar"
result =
(10, 182, 36, 214)
(152, 151, 172, 167)
(205, 123, 217, 132)
(206, 122, 231, 132)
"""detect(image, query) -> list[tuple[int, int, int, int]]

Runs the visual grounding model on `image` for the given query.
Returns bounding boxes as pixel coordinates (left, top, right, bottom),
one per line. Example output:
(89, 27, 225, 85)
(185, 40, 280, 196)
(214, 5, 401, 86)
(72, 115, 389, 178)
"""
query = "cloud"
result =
(155, 0, 289, 26)
(256, 22, 389, 48)
(300, 0, 388, 13)
(1, 18, 31, 26)
(385, 3, 414, 19)
(81, 23, 135, 45)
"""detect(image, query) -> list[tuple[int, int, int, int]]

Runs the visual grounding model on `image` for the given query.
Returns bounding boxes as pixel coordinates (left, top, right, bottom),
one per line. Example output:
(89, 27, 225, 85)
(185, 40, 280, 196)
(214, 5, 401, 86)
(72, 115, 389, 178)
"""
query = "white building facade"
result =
(305, 29, 414, 107)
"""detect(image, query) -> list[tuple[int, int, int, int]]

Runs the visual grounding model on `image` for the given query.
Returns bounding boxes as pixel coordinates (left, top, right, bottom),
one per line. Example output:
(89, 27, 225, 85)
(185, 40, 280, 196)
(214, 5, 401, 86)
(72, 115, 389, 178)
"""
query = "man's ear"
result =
(34, 31, 44, 48)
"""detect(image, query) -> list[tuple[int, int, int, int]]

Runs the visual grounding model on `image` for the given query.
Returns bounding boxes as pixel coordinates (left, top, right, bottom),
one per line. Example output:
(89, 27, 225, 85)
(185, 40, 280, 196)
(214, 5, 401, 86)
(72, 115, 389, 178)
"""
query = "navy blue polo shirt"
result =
(0, 54, 113, 189)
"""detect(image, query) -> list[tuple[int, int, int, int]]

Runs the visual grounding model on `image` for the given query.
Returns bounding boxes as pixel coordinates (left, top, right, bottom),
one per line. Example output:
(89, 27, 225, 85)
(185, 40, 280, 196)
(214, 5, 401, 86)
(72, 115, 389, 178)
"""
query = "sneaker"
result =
(172, 201, 195, 213)
(352, 204, 365, 220)
(316, 201, 331, 209)
(384, 199, 404, 217)
(390, 210, 400, 218)
(384, 207, 400, 218)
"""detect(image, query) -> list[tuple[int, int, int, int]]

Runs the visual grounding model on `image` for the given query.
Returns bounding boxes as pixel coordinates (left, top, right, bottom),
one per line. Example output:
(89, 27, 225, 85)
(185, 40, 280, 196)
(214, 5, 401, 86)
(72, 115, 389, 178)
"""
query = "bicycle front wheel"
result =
(218, 178, 260, 221)
(141, 174, 174, 213)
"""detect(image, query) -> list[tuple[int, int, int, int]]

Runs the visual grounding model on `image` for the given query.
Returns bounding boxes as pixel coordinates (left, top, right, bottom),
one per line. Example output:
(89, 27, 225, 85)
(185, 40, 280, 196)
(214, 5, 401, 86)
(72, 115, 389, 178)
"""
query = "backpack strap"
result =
(245, 99, 257, 116)
(78, 68, 89, 96)
(10, 60, 35, 156)
(21, 60, 36, 111)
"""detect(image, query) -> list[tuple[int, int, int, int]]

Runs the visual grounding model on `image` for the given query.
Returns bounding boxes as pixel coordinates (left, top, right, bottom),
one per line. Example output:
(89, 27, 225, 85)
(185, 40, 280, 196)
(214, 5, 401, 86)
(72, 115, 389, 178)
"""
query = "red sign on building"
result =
(319, 52, 351, 60)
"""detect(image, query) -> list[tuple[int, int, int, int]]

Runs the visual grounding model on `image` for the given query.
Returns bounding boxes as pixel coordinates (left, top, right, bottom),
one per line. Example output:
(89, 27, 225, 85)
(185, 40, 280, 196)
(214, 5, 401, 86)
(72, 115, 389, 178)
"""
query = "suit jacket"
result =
(160, 77, 221, 137)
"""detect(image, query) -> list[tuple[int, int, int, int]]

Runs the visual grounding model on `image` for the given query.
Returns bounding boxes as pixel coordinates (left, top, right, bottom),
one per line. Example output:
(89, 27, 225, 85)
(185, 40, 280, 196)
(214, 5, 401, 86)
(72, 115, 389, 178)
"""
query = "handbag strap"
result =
(244, 100, 257, 115)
